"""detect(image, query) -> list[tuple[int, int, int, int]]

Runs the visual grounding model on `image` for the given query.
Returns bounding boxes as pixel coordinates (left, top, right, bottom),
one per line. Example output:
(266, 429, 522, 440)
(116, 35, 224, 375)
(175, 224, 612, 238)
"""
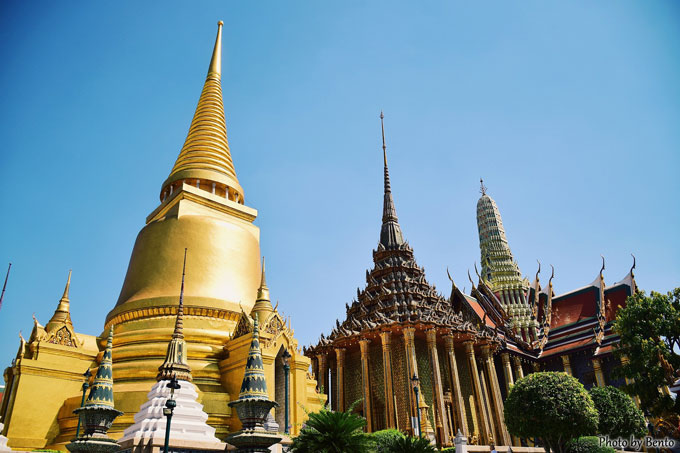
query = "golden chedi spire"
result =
(251, 257, 274, 323)
(160, 20, 244, 204)
(46, 270, 73, 332)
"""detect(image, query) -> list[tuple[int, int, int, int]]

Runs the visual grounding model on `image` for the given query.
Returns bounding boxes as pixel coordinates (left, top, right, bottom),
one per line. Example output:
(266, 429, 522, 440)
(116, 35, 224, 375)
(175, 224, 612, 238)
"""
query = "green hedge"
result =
(566, 436, 615, 453)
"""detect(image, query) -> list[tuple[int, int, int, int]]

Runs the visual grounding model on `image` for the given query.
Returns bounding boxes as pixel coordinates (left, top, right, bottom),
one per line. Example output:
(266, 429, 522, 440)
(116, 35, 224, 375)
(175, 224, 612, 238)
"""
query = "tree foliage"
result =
(504, 372, 598, 453)
(566, 437, 615, 453)
(381, 435, 438, 453)
(371, 429, 406, 453)
(589, 386, 646, 438)
(613, 288, 680, 416)
(290, 408, 373, 453)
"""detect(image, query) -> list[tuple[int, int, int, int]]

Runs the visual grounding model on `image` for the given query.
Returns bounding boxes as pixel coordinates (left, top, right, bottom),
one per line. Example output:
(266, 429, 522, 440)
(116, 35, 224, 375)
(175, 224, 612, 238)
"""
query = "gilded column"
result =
(512, 356, 524, 380)
(464, 341, 490, 444)
(592, 358, 605, 387)
(501, 353, 514, 393)
(478, 361, 497, 443)
(426, 328, 450, 445)
(359, 338, 373, 431)
(444, 334, 468, 436)
(481, 345, 511, 446)
(380, 331, 396, 429)
(335, 348, 346, 412)
(561, 355, 573, 376)
(403, 327, 418, 433)
(317, 353, 328, 395)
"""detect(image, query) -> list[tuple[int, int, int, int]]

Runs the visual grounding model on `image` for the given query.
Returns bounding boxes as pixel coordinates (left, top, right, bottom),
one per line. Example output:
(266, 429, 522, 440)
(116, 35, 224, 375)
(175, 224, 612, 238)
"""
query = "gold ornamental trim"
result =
(105, 305, 240, 328)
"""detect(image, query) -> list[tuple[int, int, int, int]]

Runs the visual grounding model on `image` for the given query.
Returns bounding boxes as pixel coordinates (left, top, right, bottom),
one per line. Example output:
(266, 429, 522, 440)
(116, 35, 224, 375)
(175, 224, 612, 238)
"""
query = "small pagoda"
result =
(227, 314, 282, 452)
(66, 326, 122, 453)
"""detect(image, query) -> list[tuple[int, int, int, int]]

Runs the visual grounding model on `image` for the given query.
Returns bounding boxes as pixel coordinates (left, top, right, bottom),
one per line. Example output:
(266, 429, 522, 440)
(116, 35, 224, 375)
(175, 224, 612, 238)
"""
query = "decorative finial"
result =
(260, 256, 267, 288)
(207, 20, 223, 79)
(630, 253, 636, 274)
(600, 255, 605, 276)
(480, 178, 487, 195)
(549, 264, 555, 286)
(218, 20, 224, 26)
(62, 269, 72, 300)
(380, 111, 387, 165)
(535, 260, 541, 281)
(474, 261, 481, 280)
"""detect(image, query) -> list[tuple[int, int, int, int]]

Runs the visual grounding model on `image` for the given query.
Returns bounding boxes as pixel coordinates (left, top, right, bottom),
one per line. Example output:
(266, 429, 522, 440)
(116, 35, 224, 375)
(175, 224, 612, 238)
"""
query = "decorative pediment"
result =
(232, 311, 253, 340)
(45, 325, 79, 348)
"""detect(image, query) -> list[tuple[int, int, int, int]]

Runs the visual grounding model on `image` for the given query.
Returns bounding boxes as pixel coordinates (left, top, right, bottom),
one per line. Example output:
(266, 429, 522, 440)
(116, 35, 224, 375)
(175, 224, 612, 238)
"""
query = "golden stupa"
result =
(0, 22, 325, 451)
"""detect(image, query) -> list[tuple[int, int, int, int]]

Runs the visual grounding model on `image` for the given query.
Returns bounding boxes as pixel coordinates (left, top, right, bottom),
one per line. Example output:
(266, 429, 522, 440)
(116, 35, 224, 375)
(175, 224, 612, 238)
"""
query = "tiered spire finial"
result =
(161, 21, 244, 203)
(47, 270, 73, 331)
(480, 178, 487, 196)
(84, 326, 116, 408)
(157, 249, 192, 382)
(379, 112, 404, 248)
(251, 257, 274, 322)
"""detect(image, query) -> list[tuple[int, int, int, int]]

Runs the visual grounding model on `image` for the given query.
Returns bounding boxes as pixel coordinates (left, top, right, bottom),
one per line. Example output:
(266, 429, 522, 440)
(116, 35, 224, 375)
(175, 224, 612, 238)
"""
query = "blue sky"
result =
(0, 1, 678, 372)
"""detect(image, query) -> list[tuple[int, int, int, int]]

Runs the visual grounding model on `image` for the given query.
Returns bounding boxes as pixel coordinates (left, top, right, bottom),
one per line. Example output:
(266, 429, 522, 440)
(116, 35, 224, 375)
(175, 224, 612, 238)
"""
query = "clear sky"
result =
(0, 1, 678, 372)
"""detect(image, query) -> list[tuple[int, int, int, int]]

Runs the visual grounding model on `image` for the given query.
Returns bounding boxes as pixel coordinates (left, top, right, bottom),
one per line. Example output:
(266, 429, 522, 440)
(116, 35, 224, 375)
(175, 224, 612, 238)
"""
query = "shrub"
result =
(290, 408, 373, 453)
(371, 429, 406, 452)
(566, 436, 615, 453)
(589, 386, 646, 438)
(383, 435, 437, 453)
(504, 372, 599, 453)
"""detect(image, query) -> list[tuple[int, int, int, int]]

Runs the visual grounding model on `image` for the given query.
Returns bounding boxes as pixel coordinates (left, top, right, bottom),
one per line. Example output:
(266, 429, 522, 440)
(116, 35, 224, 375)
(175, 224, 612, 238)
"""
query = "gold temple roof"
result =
(160, 21, 244, 203)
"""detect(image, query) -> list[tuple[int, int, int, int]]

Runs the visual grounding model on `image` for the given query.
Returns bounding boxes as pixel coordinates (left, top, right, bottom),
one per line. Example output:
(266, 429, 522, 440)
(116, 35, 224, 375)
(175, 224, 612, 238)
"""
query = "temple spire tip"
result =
(207, 21, 223, 79)
(480, 178, 487, 196)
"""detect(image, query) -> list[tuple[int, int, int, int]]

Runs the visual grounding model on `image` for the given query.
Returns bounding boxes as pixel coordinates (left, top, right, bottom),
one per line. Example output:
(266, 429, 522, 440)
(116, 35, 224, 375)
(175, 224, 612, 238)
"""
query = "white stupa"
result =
(0, 420, 11, 451)
(118, 250, 225, 453)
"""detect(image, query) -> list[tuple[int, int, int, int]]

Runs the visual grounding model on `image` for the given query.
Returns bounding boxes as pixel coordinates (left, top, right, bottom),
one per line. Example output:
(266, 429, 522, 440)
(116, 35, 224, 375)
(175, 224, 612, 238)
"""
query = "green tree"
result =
(613, 288, 680, 416)
(566, 437, 615, 453)
(383, 435, 437, 453)
(589, 386, 646, 438)
(290, 408, 373, 453)
(504, 372, 598, 453)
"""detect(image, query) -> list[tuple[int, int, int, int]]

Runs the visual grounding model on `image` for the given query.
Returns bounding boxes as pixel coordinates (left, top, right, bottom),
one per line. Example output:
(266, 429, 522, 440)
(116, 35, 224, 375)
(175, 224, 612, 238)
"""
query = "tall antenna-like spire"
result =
(157, 248, 192, 382)
(480, 178, 487, 196)
(0, 263, 11, 311)
(173, 249, 187, 338)
(379, 112, 404, 248)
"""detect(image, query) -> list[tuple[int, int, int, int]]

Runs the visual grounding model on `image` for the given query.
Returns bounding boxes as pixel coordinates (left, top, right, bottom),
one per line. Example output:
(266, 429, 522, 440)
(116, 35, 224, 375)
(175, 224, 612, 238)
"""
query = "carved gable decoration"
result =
(232, 312, 253, 340)
(46, 326, 77, 347)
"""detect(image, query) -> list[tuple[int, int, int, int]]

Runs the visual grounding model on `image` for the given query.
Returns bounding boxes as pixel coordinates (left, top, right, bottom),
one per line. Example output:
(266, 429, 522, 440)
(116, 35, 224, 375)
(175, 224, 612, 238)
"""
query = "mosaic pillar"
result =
(317, 353, 328, 396)
(359, 338, 373, 431)
(592, 358, 605, 387)
(464, 341, 490, 444)
(478, 360, 496, 444)
(444, 334, 468, 436)
(561, 355, 573, 376)
(501, 353, 514, 393)
(512, 356, 524, 380)
(426, 328, 450, 446)
(335, 348, 345, 412)
(481, 345, 511, 446)
(403, 327, 417, 434)
(380, 331, 396, 429)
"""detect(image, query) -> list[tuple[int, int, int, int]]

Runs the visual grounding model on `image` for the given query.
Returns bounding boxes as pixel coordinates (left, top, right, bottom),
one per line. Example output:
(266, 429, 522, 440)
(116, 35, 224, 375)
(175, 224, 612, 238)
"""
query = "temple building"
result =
(306, 118, 636, 448)
(0, 22, 324, 451)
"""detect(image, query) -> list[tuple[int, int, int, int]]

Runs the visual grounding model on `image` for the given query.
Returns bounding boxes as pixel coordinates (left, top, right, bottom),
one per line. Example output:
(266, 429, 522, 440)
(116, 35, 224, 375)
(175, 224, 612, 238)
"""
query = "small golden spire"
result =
(251, 256, 273, 321)
(207, 20, 223, 80)
(46, 270, 73, 332)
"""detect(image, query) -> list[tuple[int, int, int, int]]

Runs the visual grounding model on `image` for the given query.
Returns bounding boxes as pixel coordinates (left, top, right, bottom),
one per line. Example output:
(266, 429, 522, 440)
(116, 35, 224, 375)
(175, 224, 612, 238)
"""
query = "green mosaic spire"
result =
(238, 314, 268, 400)
(85, 326, 114, 408)
(476, 180, 526, 292)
